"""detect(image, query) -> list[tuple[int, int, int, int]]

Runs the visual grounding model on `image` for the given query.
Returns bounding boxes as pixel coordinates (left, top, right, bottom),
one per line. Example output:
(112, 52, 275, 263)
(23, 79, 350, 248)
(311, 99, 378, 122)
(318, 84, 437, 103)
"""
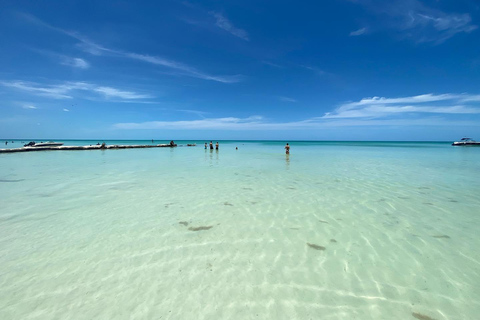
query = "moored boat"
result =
(452, 138, 480, 146)
(24, 141, 64, 147)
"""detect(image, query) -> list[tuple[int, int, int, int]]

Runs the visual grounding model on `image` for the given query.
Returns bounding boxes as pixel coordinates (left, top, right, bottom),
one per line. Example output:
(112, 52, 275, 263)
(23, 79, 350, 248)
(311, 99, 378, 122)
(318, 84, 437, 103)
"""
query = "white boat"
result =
(24, 141, 64, 147)
(452, 138, 480, 146)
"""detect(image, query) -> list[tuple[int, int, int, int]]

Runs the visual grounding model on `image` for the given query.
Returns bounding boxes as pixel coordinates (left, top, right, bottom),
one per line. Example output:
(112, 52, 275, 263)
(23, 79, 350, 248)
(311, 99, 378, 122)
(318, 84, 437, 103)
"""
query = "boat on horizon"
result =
(24, 141, 64, 147)
(452, 138, 480, 146)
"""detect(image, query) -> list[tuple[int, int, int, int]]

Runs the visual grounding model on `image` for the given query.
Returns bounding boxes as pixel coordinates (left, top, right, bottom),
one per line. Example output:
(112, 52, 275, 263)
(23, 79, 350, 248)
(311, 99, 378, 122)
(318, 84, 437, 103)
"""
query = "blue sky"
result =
(1, 0, 479, 141)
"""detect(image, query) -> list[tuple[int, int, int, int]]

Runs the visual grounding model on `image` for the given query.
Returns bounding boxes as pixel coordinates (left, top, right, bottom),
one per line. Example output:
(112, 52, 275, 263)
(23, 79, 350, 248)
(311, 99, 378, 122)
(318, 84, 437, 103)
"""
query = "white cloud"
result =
(112, 93, 480, 131)
(279, 96, 297, 103)
(350, 27, 367, 36)
(411, 12, 477, 43)
(94, 87, 153, 100)
(61, 57, 90, 69)
(18, 12, 111, 55)
(352, 0, 477, 43)
(300, 65, 329, 76)
(339, 94, 459, 109)
(63, 108, 69, 112)
(176, 109, 208, 118)
(0, 81, 89, 99)
(323, 93, 480, 119)
(115, 116, 264, 130)
(31, 49, 91, 70)
(211, 12, 249, 41)
(21, 14, 241, 83)
(0, 80, 153, 101)
(22, 105, 37, 109)
(262, 61, 284, 68)
(113, 113, 479, 131)
(74, 38, 243, 83)
(460, 95, 480, 102)
(125, 53, 243, 83)
(73, 35, 112, 56)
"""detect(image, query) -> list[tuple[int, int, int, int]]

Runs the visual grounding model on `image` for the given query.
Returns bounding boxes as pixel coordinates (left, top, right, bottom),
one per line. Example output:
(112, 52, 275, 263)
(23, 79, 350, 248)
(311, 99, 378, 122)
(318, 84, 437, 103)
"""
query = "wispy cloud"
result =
(300, 65, 327, 75)
(71, 34, 112, 56)
(1, 81, 89, 99)
(18, 13, 111, 55)
(210, 12, 249, 41)
(30, 48, 90, 69)
(63, 108, 69, 112)
(338, 94, 459, 108)
(350, 27, 367, 36)
(125, 53, 243, 83)
(61, 57, 90, 69)
(113, 112, 479, 131)
(115, 116, 263, 130)
(351, 0, 477, 43)
(22, 104, 37, 109)
(279, 96, 297, 103)
(323, 93, 480, 119)
(112, 92, 480, 131)
(261, 61, 284, 68)
(93, 86, 153, 99)
(74, 37, 242, 83)
(19, 13, 242, 83)
(460, 95, 480, 103)
(0, 80, 153, 101)
(176, 109, 208, 118)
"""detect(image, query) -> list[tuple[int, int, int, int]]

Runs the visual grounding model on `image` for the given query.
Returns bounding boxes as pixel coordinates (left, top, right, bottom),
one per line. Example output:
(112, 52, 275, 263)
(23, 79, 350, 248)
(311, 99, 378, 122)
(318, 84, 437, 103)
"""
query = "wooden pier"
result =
(0, 143, 180, 154)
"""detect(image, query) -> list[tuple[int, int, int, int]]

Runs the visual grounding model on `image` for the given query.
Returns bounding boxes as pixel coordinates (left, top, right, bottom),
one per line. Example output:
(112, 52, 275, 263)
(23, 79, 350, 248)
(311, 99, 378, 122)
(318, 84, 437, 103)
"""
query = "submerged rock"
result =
(412, 312, 436, 320)
(188, 226, 213, 231)
(307, 243, 326, 251)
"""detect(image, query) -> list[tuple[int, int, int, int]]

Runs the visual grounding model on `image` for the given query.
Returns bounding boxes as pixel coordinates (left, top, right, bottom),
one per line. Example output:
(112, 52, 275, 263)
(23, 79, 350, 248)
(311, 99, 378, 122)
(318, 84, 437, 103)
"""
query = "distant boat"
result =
(452, 138, 480, 146)
(24, 141, 64, 147)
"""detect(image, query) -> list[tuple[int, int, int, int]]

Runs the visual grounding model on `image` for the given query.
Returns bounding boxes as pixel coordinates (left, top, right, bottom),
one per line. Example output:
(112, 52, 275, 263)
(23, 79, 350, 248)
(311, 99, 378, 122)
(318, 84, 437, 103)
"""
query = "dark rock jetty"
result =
(0, 143, 178, 153)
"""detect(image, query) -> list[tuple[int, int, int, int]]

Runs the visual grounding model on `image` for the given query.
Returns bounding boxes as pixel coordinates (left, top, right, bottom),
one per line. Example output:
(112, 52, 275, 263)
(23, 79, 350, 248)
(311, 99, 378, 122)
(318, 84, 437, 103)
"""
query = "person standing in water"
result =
(204, 142, 207, 149)
(209, 141, 214, 150)
(215, 142, 219, 150)
(285, 143, 290, 154)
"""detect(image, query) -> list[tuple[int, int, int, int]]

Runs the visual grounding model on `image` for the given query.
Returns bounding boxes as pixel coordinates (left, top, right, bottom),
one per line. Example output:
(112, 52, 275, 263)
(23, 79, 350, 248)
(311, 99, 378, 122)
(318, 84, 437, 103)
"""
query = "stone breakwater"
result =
(0, 144, 179, 153)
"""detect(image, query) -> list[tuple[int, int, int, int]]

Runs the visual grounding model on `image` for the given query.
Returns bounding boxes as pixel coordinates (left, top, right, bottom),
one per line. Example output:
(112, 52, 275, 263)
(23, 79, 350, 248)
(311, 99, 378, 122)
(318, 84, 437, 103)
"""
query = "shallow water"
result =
(1, 141, 479, 319)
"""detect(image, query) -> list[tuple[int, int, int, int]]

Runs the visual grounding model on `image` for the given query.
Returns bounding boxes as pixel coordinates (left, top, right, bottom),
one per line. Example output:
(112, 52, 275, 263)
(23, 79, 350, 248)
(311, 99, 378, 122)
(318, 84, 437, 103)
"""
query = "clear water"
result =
(1, 141, 479, 319)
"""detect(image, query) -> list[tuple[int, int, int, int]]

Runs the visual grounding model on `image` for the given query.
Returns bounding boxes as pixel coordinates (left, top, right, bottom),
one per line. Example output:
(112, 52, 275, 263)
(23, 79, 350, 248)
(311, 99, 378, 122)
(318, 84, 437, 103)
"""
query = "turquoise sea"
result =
(1, 140, 479, 319)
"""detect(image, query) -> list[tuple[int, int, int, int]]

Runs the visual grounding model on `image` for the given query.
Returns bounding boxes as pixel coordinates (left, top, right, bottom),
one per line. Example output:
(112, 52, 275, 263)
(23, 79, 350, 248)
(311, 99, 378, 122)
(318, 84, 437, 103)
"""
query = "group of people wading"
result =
(203, 141, 290, 154)
(204, 141, 219, 150)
